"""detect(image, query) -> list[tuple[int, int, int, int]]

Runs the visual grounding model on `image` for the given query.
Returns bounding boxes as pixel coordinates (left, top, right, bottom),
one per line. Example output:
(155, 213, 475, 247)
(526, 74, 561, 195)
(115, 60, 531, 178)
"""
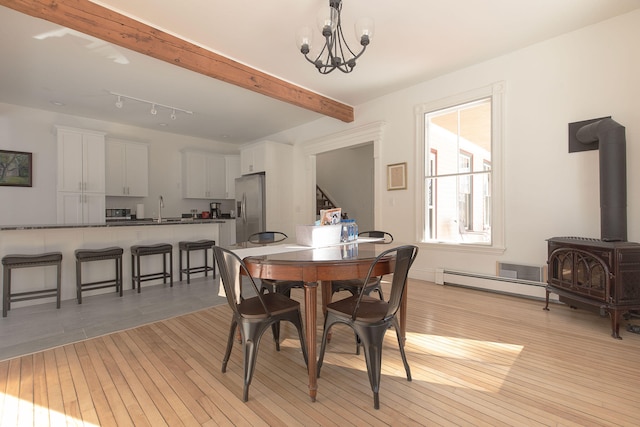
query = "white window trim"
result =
(414, 81, 506, 254)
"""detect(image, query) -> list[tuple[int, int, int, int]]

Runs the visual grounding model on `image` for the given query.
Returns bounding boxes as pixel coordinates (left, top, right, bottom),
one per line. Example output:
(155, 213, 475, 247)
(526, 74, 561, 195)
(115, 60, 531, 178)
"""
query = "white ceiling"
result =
(1, 0, 639, 144)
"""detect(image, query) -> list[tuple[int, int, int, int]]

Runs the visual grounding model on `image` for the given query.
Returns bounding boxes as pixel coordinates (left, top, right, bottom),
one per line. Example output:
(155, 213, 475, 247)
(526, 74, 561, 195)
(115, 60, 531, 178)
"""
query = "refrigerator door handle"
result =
(242, 193, 247, 223)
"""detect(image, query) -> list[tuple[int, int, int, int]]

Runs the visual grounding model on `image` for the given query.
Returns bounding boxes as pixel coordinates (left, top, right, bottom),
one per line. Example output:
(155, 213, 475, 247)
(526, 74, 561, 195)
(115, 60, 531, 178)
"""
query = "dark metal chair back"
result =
(352, 245, 417, 321)
(247, 231, 288, 244)
(358, 230, 394, 243)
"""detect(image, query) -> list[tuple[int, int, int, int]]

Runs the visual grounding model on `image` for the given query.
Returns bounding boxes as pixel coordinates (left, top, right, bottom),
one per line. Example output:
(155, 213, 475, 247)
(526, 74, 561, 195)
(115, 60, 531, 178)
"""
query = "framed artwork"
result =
(387, 162, 407, 190)
(0, 150, 33, 187)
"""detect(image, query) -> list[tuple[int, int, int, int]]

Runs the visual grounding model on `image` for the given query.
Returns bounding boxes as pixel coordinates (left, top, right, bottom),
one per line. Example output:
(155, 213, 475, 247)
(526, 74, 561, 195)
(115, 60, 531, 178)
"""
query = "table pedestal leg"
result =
(303, 281, 318, 401)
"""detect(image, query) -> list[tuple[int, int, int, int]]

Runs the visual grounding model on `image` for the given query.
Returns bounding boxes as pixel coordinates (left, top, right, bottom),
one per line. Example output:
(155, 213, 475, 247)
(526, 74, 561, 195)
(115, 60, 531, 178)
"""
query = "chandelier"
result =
(297, 0, 374, 74)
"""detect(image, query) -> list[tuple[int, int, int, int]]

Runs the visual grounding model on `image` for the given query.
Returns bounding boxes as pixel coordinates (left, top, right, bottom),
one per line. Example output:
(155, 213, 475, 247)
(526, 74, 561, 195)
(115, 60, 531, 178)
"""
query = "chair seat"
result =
(75, 247, 124, 261)
(179, 240, 216, 251)
(238, 292, 301, 318)
(131, 244, 173, 256)
(2, 252, 63, 266)
(327, 295, 389, 323)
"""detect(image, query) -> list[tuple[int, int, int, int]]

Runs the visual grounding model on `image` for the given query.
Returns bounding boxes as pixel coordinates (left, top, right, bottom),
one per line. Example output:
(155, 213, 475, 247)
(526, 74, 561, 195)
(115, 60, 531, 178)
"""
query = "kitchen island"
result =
(0, 219, 222, 309)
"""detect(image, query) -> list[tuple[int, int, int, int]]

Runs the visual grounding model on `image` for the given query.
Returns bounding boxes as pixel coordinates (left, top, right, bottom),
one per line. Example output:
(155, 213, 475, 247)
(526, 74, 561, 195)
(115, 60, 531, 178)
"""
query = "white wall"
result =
(0, 103, 239, 226)
(265, 9, 640, 286)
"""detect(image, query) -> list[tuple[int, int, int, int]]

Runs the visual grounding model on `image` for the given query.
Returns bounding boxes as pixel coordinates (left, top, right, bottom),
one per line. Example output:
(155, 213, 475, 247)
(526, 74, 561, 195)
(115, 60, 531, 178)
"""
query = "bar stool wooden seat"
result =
(2, 252, 63, 317)
(130, 243, 173, 293)
(178, 240, 216, 284)
(75, 247, 124, 304)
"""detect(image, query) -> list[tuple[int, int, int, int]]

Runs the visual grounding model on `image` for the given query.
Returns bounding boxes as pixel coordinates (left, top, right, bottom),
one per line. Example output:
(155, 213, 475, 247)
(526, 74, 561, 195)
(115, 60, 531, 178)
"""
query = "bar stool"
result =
(2, 252, 63, 317)
(178, 240, 216, 284)
(75, 247, 124, 304)
(130, 243, 173, 293)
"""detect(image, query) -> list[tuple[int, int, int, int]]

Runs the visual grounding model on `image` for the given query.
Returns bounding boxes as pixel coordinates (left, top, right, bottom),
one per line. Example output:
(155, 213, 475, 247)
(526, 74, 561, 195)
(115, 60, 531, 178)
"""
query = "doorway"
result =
(316, 144, 374, 231)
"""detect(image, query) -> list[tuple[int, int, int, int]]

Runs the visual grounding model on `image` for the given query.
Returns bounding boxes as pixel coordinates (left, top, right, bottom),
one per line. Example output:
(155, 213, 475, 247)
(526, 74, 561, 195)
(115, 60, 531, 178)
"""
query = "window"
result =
(415, 82, 504, 249)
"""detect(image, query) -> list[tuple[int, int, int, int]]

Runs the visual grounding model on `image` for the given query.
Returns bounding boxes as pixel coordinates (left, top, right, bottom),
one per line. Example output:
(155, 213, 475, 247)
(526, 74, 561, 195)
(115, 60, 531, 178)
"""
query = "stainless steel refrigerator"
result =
(235, 173, 266, 242)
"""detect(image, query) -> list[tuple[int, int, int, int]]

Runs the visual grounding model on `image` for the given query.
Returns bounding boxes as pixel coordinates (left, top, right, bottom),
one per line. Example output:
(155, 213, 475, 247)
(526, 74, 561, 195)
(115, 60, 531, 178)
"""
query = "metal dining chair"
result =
(213, 246, 308, 402)
(249, 231, 305, 297)
(248, 231, 307, 347)
(331, 230, 394, 301)
(247, 231, 288, 244)
(317, 244, 418, 409)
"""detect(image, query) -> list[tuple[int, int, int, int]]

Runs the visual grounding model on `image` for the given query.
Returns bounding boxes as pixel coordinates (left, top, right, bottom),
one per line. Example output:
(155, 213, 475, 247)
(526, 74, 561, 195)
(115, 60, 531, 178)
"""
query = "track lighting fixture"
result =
(108, 91, 193, 120)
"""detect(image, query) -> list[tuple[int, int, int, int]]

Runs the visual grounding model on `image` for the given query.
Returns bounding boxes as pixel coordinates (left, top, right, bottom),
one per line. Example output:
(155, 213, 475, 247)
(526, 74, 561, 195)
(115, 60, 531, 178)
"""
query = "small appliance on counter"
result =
(106, 208, 131, 221)
(210, 202, 222, 219)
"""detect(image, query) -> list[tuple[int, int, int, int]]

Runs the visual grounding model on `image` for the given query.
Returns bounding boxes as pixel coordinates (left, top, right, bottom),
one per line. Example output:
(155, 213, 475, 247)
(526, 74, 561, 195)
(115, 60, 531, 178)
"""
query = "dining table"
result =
(238, 239, 408, 402)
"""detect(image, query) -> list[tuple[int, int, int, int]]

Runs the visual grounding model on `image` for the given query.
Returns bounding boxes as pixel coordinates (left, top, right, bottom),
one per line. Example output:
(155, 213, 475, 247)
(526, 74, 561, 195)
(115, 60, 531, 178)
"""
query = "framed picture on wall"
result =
(387, 162, 407, 190)
(0, 150, 33, 187)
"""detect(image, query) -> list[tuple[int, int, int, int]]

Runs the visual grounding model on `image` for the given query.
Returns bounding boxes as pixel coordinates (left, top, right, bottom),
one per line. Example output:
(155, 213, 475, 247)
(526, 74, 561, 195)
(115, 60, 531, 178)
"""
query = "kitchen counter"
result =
(0, 218, 225, 231)
(0, 220, 221, 307)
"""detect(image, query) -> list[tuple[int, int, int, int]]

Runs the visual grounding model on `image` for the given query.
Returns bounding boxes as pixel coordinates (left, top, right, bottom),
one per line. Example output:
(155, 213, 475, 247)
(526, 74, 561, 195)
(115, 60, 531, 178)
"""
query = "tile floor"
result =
(0, 276, 227, 361)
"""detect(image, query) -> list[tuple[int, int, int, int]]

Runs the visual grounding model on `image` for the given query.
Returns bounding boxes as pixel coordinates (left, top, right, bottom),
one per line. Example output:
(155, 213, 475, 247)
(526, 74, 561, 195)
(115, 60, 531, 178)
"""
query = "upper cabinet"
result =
(240, 143, 267, 175)
(56, 126, 106, 194)
(240, 141, 294, 235)
(106, 139, 149, 197)
(56, 126, 106, 224)
(182, 150, 227, 199)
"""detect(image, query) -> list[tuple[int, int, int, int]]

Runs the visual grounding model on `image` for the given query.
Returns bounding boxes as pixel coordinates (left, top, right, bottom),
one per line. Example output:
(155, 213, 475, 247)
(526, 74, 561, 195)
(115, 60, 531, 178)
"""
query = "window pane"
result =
(425, 174, 491, 244)
(424, 97, 492, 245)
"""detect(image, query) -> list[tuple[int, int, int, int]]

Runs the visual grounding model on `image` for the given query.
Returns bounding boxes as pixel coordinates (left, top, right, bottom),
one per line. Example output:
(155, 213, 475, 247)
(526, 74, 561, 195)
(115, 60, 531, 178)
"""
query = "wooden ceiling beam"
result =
(1, 0, 354, 123)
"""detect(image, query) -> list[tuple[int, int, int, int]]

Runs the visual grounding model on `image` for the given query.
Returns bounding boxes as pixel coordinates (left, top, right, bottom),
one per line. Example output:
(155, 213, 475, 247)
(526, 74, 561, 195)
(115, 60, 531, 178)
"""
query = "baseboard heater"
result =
(442, 268, 549, 300)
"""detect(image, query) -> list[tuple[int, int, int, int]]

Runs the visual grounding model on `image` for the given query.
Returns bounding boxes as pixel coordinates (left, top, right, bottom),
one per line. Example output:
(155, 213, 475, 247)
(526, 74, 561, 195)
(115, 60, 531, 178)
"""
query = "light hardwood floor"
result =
(2, 278, 640, 426)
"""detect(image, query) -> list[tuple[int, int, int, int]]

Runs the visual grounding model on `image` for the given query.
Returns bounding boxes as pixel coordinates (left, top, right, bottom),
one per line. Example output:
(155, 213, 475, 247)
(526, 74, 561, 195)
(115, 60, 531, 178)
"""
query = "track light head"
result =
(115, 95, 123, 108)
(150, 104, 157, 115)
(170, 109, 177, 120)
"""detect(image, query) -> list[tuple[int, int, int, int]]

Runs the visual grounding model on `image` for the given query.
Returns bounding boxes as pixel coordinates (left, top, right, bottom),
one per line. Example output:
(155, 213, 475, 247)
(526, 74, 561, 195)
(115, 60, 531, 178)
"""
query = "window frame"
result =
(414, 82, 505, 253)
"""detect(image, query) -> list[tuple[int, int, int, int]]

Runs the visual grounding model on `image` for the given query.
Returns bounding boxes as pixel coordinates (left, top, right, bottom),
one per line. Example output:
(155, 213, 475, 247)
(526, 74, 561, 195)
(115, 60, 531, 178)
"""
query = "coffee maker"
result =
(209, 202, 221, 219)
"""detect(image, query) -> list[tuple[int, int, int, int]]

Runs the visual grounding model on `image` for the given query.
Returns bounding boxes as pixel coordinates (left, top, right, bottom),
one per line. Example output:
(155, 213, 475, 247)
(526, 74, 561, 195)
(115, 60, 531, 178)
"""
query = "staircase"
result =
(316, 186, 337, 216)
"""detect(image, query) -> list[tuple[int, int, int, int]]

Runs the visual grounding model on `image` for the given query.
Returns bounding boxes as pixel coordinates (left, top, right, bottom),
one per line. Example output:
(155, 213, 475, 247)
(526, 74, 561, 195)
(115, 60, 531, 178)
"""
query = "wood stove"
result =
(545, 118, 640, 338)
(545, 237, 640, 338)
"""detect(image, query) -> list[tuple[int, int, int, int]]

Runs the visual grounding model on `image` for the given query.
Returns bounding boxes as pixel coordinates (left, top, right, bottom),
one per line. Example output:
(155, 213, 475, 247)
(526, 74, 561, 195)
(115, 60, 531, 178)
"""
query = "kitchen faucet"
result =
(158, 195, 164, 223)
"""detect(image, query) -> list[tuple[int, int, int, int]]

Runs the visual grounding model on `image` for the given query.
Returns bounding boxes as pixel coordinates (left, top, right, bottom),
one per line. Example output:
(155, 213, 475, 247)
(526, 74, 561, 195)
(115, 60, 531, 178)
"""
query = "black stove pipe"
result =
(576, 118, 627, 242)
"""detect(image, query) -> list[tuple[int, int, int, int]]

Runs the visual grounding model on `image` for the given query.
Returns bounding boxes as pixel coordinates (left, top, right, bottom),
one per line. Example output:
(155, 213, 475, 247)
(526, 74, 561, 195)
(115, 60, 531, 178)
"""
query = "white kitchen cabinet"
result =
(218, 219, 237, 247)
(106, 139, 149, 197)
(182, 150, 226, 199)
(56, 126, 106, 224)
(240, 143, 267, 175)
(56, 192, 105, 224)
(56, 126, 106, 194)
(225, 155, 240, 199)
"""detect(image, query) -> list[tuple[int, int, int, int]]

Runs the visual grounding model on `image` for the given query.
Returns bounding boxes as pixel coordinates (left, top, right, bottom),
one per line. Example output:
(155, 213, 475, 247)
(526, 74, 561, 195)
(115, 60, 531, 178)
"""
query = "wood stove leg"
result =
(609, 309, 622, 339)
(543, 289, 551, 311)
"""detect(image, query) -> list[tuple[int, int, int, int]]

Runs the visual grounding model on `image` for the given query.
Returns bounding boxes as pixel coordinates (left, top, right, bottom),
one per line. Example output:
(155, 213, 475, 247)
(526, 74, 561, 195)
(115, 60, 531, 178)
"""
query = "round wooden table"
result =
(243, 242, 406, 402)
